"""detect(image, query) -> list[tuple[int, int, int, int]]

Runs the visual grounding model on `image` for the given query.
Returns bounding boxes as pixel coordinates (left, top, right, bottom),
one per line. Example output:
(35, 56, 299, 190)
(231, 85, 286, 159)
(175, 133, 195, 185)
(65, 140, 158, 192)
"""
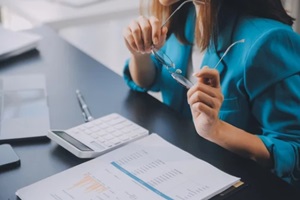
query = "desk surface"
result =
(1, 0, 139, 30)
(0, 26, 299, 200)
(58, 13, 133, 76)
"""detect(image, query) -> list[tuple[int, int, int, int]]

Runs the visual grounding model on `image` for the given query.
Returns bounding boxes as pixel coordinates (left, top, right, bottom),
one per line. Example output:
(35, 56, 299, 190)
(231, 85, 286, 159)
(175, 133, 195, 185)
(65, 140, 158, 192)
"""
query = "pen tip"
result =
(76, 89, 79, 94)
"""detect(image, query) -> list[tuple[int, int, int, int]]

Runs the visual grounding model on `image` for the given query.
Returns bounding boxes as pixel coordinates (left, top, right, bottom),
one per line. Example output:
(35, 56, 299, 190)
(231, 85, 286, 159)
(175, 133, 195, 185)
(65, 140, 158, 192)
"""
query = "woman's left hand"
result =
(187, 67, 224, 141)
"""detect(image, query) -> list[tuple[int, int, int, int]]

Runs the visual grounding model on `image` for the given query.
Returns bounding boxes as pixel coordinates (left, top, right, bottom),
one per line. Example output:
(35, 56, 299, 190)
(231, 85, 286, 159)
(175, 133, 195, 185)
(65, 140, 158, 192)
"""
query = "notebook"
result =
(16, 133, 243, 200)
(0, 74, 50, 142)
(0, 26, 41, 61)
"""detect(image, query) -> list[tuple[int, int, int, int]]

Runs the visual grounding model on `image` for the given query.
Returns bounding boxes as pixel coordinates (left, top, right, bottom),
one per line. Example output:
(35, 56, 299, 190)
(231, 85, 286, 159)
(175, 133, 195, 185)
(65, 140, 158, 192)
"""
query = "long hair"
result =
(195, 0, 294, 51)
(140, 0, 294, 52)
(140, 0, 193, 44)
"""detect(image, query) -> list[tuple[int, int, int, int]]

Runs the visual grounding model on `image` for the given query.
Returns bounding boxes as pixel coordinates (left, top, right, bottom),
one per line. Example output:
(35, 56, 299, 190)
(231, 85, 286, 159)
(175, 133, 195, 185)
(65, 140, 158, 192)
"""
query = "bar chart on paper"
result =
(16, 134, 240, 200)
(68, 173, 107, 194)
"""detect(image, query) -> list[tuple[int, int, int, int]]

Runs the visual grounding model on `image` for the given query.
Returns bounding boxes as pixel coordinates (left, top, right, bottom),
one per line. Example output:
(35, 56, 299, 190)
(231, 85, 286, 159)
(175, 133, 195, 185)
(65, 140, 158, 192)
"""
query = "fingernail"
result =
(153, 37, 158, 45)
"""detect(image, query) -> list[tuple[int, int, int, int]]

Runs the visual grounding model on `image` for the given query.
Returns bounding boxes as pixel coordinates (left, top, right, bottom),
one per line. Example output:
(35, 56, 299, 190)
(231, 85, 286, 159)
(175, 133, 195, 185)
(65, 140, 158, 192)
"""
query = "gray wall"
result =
(282, 0, 300, 33)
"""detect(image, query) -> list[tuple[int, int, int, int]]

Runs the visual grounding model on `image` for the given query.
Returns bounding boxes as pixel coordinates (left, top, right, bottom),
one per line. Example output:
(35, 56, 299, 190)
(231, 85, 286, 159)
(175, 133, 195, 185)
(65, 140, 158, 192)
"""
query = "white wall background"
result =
(282, 0, 300, 33)
(1, 1, 300, 33)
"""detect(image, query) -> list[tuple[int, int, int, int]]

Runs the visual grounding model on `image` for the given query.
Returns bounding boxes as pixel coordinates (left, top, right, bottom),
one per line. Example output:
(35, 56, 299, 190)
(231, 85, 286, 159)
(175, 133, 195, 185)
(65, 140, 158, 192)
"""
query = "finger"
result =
(123, 27, 138, 52)
(191, 102, 217, 119)
(188, 90, 211, 108)
(162, 26, 168, 36)
(191, 101, 209, 115)
(138, 16, 152, 52)
(149, 16, 161, 45)
(160, 26, 168, 45)
(188, 90, 221, 109)
(193, 68, 221, 88)
(129, 19, 144, 52)
(187, 82, 220, 100)
(199, 71, 220, 88)
(155, 26, 168, 48)
(124, 37, 137, 54)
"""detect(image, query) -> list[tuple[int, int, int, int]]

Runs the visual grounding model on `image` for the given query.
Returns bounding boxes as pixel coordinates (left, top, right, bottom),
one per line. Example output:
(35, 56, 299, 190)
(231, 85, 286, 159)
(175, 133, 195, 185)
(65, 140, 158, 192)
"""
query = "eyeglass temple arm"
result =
(161, 0, 196, 27)
(213, 39, 245, 69)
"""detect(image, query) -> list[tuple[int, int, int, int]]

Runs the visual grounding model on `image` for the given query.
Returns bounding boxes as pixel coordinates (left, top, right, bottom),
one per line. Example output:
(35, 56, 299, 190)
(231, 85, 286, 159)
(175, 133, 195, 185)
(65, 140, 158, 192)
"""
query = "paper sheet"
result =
(16, 134, 240, 200)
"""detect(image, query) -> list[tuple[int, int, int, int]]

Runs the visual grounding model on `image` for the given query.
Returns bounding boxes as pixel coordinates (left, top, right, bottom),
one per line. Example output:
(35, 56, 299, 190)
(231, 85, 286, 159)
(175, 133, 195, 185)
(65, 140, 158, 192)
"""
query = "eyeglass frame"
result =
(151, 0, 244, 89)
(151, 0, 209, 89)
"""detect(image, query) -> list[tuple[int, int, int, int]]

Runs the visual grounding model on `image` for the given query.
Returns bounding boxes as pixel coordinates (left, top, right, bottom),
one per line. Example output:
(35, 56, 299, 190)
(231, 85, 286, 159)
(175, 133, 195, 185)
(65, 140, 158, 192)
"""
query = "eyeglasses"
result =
(152, 39, 245, 89)
(161, 0, 207, 28)
(152, 0, 244, 89)
(151, 0, 207, 88)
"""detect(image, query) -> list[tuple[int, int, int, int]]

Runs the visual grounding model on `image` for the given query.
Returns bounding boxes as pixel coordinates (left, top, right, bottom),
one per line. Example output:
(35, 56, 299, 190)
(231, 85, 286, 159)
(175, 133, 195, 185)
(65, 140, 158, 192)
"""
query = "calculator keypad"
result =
(66, 113, 148, 151)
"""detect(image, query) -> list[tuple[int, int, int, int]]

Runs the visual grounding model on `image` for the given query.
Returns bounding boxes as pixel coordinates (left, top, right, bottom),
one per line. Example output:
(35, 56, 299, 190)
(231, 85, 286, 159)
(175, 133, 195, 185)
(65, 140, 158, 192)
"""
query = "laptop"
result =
(0, 74, 50, 142)
(0, 25, 41, 61)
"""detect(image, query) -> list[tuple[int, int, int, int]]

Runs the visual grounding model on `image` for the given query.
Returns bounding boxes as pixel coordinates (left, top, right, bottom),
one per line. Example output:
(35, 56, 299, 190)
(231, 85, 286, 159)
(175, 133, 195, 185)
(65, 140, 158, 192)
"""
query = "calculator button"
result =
(90, 141, 106, 150)
(66, 113, 149, 156)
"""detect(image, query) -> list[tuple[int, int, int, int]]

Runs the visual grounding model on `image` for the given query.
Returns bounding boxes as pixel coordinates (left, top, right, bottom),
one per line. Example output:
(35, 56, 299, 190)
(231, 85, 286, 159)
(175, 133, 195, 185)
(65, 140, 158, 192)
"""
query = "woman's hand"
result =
(187, 67, 224, 141)
(188, 67, 272, 167)
(123, 16, 168, 56)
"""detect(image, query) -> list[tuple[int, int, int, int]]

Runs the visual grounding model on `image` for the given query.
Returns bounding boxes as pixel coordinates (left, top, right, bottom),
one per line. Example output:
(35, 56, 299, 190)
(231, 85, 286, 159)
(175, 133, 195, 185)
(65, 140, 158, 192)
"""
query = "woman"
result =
(123, 0, 196, 118)
(123, 0, 300, 186)
(187, 0, 300, 187)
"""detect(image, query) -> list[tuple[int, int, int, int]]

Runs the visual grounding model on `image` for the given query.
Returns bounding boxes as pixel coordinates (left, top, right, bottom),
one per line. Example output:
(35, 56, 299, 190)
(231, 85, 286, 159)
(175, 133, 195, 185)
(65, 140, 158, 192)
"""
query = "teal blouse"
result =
(123, 9, 300, 186)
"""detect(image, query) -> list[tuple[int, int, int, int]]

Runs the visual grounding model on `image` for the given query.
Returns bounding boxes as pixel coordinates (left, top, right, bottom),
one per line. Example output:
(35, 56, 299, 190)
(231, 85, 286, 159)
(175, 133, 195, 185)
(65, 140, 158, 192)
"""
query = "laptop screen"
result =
(0, 74, 50, 142)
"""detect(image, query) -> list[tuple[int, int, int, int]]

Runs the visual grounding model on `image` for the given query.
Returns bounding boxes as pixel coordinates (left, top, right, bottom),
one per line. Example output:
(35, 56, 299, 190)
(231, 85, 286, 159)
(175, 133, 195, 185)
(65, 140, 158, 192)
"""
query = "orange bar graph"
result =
(70, 173, 107, 193)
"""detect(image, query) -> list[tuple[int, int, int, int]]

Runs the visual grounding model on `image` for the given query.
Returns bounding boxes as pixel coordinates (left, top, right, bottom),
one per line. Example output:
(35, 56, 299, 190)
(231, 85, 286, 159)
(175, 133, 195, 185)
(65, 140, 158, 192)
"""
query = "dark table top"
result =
(0, 26, 299, 200)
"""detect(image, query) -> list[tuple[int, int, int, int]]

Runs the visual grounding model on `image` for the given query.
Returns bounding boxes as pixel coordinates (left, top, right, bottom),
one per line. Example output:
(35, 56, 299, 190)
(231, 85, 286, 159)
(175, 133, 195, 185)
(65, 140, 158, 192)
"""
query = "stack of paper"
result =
(0, 25, 41, 61)
(16, 134, 241, 200)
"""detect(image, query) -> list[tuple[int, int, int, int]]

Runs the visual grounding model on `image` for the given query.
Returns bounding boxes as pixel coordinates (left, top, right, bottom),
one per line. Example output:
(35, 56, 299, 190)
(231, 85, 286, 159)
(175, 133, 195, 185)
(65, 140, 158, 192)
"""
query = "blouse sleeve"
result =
(123, 53, 164, 93)
(244, 28, 300, 186)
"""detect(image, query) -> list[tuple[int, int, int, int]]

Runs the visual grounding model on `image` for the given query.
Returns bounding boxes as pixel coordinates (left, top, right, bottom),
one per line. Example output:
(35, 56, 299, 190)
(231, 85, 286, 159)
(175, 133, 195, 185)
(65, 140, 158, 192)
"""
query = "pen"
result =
(76, 89, 94, 122)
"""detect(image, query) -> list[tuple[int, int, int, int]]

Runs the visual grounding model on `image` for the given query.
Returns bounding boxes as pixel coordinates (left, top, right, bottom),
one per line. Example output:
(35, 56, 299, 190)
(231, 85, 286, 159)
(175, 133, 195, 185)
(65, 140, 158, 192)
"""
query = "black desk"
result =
(0, 26, 299, 200)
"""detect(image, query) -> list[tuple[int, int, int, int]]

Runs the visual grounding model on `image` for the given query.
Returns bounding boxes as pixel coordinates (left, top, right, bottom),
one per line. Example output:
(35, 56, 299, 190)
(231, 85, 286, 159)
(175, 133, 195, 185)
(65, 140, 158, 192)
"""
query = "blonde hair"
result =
(139, 0, 293, 52)
(140, 0, 193, 45)
(195, 2, 214, 52)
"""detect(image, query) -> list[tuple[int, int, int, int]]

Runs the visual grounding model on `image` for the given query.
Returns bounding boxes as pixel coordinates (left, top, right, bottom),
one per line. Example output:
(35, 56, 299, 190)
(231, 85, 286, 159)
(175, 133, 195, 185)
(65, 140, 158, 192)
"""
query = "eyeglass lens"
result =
(171, 73, 194, 89)
(151, 48, 175, 69)
(151, 0, 201, 89)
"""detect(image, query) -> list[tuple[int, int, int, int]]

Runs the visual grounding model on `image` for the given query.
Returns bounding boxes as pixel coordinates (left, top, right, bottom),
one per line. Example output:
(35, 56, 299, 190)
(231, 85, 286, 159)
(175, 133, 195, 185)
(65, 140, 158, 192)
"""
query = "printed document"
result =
(16, 134, 240, 200)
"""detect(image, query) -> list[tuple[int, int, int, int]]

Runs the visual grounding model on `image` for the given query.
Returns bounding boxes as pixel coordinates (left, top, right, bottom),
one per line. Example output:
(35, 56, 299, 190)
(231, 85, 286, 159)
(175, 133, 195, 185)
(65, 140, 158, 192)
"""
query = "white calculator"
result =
(47, 113, 149, 158)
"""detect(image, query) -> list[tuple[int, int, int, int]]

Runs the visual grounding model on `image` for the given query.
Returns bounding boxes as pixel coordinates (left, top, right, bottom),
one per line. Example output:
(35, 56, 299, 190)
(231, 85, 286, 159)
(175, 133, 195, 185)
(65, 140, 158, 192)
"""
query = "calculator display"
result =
(52, 131, 93, 151)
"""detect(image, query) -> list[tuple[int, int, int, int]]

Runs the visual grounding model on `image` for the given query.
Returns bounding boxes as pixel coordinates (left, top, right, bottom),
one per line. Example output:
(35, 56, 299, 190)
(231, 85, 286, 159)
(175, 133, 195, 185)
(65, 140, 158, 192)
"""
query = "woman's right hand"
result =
(123, 16, 168, 56)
